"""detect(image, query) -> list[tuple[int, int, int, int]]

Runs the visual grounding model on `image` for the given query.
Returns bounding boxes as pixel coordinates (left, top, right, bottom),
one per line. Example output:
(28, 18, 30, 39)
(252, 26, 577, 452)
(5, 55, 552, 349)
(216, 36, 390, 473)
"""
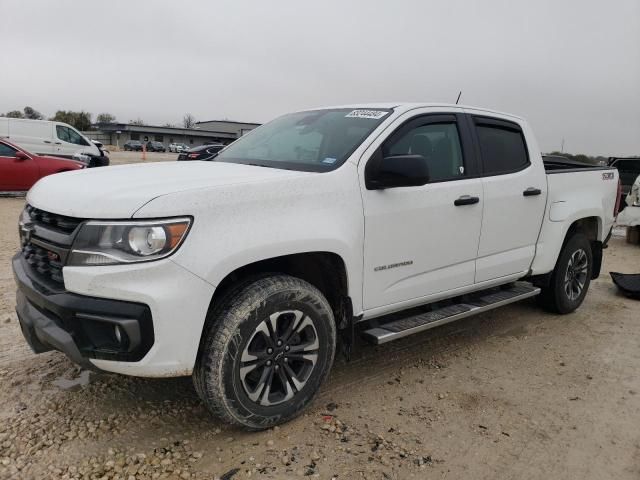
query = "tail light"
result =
(614, 177, 622, 216)
(188, 153, 199, 159)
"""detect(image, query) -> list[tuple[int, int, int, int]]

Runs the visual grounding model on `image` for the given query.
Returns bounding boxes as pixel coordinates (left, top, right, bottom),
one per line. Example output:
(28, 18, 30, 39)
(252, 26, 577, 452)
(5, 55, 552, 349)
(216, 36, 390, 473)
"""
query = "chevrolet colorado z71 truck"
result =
(13, 104, 620, 429)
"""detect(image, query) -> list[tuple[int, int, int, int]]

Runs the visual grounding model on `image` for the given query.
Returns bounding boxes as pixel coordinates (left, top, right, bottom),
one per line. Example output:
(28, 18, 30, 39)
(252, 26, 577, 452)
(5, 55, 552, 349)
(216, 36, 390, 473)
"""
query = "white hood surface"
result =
(27, 161, 309, 218)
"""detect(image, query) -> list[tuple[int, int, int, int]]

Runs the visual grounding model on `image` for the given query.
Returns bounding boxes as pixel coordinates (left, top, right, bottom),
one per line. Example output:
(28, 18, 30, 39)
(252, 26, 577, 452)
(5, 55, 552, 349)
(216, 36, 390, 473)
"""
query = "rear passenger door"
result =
(469, 114, 547, 283)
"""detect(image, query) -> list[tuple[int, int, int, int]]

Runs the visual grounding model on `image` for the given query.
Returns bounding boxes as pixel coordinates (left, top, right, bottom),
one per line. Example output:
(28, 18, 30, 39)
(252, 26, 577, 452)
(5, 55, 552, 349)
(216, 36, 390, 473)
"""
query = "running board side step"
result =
(362, 282, 540, 345)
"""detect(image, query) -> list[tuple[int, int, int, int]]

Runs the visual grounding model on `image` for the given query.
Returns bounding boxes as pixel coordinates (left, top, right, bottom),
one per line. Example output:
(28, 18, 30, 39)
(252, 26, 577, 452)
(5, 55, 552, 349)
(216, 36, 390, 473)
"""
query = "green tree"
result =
(23, 106, 43, 120)
(96, 113, 116, 124)
(3, 110, 24, 118)
(50, 110, 92, 131)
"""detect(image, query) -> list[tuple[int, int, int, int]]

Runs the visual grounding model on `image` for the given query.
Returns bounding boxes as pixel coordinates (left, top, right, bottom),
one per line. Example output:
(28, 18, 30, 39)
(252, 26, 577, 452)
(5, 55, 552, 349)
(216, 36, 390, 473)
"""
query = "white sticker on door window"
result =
(345, 110, 389, 120)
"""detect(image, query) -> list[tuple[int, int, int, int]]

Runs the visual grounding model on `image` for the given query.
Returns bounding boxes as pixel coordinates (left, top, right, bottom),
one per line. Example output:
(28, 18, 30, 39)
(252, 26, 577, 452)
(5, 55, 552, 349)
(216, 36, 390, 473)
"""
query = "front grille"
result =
(25, 205, 83, 233)
(22, 243, 64, 283)
(20, 205, 85, 288)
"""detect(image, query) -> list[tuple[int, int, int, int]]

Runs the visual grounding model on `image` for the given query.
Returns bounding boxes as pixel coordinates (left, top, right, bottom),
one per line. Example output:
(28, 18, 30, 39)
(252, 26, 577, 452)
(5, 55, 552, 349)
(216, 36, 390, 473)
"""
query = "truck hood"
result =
(27, 161, 310, 218)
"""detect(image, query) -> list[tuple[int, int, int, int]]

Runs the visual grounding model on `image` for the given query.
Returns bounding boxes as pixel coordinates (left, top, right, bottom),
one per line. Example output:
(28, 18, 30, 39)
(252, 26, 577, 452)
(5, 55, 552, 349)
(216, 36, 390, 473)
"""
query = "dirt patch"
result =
(1, 197, 640, 479)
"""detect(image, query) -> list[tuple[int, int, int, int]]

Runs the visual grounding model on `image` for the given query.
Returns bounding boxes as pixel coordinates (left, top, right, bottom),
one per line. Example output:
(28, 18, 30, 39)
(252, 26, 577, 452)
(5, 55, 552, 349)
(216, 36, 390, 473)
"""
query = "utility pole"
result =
(561, 138, 565, 153)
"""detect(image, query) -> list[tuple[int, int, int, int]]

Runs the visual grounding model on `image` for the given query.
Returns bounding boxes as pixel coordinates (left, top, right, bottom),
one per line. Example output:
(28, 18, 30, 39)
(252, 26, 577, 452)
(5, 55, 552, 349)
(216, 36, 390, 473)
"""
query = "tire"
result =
(194, 275, 336, 430)
(538, 233, 593, 314)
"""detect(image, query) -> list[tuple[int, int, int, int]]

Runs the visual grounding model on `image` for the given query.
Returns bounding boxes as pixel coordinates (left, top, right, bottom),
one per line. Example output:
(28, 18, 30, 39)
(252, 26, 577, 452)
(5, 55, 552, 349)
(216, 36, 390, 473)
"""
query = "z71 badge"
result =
(602, 172, 614, 180)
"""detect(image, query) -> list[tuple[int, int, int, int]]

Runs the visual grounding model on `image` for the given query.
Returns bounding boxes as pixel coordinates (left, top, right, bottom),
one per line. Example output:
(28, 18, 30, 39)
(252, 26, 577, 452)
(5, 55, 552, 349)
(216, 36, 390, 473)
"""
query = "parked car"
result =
(0, 117, 103, 160)
(177, 144, 224, 161)
(123, 140, 143, 151)
(608, 157, 640, 211)
(146, 141, 166, 152)
(169, 143, 189, 153)
(12, 103, 620, 430)
(0, 139, 84, 191)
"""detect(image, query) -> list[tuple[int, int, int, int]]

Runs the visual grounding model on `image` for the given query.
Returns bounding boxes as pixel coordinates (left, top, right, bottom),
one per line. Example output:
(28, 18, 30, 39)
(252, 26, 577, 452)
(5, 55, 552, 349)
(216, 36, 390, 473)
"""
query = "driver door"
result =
(360, 112, 483, 312)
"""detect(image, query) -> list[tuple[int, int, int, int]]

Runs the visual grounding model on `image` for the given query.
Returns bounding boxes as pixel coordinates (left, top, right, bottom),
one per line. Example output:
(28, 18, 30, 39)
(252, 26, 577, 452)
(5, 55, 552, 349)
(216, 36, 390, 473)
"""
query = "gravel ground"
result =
(107, 150, 177, 166)
(1, 160, 640, 479)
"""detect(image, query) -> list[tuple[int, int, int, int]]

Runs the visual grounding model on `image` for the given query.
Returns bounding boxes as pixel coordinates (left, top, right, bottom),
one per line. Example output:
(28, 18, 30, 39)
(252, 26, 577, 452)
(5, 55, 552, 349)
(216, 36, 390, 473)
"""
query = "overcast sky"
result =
(2, 0, 639, 156)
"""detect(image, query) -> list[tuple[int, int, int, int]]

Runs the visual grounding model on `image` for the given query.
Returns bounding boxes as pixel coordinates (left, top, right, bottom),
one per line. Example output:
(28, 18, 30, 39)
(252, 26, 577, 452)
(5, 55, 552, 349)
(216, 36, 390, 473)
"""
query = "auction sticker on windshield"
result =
(345, 110, 389, 120)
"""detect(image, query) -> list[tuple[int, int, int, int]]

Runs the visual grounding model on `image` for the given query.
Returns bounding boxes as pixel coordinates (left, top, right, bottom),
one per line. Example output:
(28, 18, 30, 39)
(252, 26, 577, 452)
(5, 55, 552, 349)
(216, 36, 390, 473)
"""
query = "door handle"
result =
(454, 195, 480, 206)
(43, 140, 52, 144)
(523, 187, 542, 196)
(54, 142, 62, 145)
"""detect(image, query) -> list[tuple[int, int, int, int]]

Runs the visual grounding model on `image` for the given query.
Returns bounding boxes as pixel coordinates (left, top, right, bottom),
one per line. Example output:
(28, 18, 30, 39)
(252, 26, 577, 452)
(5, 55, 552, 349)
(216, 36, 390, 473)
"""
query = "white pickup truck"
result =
(13, 103, 620, 429)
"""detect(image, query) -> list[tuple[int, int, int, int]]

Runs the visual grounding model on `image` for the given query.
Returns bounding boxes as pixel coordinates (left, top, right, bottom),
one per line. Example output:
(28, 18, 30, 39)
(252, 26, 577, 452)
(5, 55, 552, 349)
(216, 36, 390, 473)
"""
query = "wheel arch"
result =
(532, 215, 604, 285)
(564, 216, 603, 279)
(201, 250, 352, 336)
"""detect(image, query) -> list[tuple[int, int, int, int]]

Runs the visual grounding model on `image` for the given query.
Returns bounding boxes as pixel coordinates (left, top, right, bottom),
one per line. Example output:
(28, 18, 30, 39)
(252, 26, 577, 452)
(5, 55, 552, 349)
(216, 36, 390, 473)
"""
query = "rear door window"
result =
(474, 118, 529, 176)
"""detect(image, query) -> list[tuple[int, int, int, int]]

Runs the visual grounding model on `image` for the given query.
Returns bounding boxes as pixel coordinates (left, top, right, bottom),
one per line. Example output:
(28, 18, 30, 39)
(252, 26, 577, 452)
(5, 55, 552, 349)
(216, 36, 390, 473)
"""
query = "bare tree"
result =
(182, 113, 196, 129)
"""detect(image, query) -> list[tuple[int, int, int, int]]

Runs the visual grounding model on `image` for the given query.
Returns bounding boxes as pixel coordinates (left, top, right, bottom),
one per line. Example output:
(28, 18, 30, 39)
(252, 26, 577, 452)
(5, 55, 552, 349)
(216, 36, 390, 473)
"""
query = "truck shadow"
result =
(42, 298, 546, 434)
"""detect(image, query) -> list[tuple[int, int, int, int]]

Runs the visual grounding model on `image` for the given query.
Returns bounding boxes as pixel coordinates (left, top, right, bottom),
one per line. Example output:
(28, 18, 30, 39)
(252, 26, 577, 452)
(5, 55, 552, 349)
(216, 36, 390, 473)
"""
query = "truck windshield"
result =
(214, 108, 392, 172)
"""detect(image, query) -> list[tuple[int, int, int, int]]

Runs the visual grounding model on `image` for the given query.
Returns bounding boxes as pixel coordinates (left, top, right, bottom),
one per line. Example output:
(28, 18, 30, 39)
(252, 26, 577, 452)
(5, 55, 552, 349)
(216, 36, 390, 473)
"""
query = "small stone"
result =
(437, 393, 445, 400)
(311, 451, 321, 461)
(266, 440, 275, 447)
(281, 455, 289, 466)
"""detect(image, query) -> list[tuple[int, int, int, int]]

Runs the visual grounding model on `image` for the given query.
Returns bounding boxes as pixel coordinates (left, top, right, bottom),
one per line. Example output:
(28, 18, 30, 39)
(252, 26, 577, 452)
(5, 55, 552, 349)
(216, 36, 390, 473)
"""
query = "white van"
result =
(0, 117, 101, 158)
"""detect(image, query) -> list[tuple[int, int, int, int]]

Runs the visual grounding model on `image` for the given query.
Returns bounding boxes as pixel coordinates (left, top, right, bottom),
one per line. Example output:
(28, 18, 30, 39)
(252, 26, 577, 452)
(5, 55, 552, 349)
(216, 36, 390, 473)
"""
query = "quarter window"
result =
(383, 123, 465, 182)
(475, 122, 529, 175)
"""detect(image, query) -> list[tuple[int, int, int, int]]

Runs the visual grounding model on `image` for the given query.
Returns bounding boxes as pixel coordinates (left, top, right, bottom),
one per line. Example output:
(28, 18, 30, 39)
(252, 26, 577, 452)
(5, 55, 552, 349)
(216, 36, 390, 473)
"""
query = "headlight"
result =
(67, 218, 191, 266)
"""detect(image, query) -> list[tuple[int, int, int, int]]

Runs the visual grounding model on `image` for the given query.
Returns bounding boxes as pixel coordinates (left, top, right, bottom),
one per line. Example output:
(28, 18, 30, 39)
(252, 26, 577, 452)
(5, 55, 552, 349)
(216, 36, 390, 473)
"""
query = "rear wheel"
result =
(194, 275, 336, 429)
(538, 233, 592, 314)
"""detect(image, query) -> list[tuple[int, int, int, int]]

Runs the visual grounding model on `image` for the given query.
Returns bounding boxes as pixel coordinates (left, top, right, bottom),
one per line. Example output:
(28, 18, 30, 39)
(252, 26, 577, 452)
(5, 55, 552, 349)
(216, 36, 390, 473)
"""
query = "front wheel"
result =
(538, 233, 593, 314)
(194, 275, 336, 430)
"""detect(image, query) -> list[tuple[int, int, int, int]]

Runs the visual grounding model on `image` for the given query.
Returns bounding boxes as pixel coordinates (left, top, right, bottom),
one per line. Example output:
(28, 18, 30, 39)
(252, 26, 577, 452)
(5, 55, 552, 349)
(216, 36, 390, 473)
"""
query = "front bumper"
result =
(13, 254, 153, 368)
(13, 253, 216, 377)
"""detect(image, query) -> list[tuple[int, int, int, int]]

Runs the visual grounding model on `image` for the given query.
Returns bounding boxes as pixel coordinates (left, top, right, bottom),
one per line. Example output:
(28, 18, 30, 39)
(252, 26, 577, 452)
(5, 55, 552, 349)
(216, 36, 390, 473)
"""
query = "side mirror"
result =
(366, 154, 430, 190)
(15, 151, 29, 161)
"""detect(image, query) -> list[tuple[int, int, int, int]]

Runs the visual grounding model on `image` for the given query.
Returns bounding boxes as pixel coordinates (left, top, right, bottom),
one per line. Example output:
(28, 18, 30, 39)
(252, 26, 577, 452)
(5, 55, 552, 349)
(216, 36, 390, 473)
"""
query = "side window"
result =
(0, 143, 17, 157)
(475, 121, 529, 175)
(66, 128, 88, 146)
(56, 125, 89, 146)
(56, 125, 71, 143)
(382, 122, 465, 182)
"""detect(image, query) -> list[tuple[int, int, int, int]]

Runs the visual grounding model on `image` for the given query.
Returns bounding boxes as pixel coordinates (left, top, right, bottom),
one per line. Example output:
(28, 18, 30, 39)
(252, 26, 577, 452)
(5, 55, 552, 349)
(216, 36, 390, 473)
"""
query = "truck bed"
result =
(543, 157, 611, 174)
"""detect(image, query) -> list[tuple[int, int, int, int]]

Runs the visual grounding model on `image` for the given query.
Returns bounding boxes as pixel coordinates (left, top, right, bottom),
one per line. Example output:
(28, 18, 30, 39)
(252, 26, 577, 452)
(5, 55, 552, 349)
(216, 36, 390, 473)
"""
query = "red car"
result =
(0, 140, 85, 192)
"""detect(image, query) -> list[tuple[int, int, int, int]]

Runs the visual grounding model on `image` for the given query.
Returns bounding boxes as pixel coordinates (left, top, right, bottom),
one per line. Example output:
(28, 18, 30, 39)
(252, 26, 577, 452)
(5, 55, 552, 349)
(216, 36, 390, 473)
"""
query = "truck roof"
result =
(299, 103, 524, 121)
